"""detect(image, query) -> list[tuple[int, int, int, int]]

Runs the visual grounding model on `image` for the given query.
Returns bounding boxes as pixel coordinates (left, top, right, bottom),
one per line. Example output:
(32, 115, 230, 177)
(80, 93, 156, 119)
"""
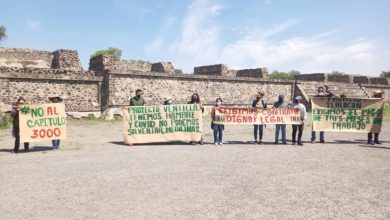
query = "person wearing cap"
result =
(292, 96, 306, 146)
(130, 89, 146, 106)
(273, 94, 288, 144)
(367, 90, 384, 145)
(188, 93, 204, 145)
(49, 95, 63, 149)
(311, 86, 334, 144)
(252, 92, 267, 144)
(11, 97, 30, 153)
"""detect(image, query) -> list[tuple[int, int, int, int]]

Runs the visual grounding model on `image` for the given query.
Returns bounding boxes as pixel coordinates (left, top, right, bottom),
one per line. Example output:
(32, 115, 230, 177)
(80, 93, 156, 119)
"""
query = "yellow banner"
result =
(19, 103, 67, 142)
(311, 97, 384, 132)
(213, 107, 302, 124)
(123, 104, 202, 144)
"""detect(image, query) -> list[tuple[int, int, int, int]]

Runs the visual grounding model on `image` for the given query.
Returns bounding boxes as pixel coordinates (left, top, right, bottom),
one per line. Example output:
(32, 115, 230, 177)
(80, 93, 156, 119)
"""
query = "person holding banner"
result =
(211, 98, 224, 145)
(368, 90, 384, 145)
(130, 89, 146, 106)
(311, 86, 334, 144)
(273, 94, 288, 144)
(188, 93, 204, 145)
(48, 95, 63, 149)
(292, 96, 306, 146)
(11, 97, 29, 153)
(252, 92, 267, 144)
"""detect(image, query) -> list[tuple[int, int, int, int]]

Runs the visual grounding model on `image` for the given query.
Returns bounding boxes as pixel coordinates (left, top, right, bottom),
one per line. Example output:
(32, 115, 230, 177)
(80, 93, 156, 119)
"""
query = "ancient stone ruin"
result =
(0, 47, 389, 118)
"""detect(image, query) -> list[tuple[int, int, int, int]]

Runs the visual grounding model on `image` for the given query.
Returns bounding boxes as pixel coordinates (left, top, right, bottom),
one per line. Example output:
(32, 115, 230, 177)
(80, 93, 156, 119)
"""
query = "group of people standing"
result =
(129, 86, 383, 146)
(11, 95, 63, 153)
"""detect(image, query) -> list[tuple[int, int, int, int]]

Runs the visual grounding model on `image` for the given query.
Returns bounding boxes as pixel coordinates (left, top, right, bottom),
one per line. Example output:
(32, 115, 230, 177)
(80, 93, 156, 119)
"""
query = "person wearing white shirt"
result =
(292, 96, 307, 146)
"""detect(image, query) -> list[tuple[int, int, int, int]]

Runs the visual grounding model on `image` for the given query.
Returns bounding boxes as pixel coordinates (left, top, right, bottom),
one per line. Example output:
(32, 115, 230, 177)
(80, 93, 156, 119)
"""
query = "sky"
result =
(0, 0, 389, 76)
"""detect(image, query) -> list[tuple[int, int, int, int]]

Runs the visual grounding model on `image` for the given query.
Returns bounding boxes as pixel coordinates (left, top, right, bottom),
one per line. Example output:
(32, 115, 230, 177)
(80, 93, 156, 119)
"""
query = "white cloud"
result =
(144, 0, 390, 76)
(26, 20, 42, 31)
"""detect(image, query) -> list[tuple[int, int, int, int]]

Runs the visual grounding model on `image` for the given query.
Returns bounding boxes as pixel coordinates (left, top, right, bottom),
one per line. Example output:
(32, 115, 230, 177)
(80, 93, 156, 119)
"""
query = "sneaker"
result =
(368, 141, 375, 145)
(199, 140, 204, 145)
(258, 140, 263, 145)
(292, 142, 296, 145)
(214, 142, 218, 145)
(254, 140, 258, 144)
(219, 142, 223, 145)
(298, 142, 304, 146)
(320, 140, 326, 144)
(374, 141, 381, 145)
(282, 142, 287, 145)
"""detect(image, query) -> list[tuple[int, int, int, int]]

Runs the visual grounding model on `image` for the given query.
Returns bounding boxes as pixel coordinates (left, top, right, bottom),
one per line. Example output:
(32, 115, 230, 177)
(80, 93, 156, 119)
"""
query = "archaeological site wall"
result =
(1, 47, 389, 119)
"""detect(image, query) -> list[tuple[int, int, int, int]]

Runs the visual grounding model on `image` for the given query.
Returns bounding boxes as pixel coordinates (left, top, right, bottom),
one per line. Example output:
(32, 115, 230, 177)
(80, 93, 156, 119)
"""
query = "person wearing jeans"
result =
(252, 92, 267, 144)
(292, 96, 307, 146)
(211, 97, 224, 145)
(311, 85, 333, 143)
(311, 131, 325, 143)
(273, 94, 288, 144)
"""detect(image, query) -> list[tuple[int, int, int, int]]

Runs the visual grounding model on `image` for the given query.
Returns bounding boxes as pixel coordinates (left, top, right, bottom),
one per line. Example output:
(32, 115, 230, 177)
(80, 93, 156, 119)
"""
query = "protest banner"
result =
(19, 103, 67, 142)
(212, 106, 302, 125)
(123, 104, 202, 144)
(311, 97, 384, 132)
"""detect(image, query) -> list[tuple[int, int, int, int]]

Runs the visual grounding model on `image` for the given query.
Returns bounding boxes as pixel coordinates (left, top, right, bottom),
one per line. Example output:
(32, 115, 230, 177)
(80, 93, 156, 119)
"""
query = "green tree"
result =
(91, 47, 122, 60)
(269, 70, 301, 80)
(288, 70, 301, 79)
(380, 70, 390, 77)
(0, 25, 7, 44)
(175, 69, 183, 74)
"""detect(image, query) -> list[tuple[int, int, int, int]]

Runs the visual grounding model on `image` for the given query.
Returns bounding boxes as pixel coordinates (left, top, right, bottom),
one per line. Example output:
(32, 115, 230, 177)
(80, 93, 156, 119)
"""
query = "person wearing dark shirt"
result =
(129, 89, 146, 106)
(273, 94, 288, 144)
(12, 97, 29, 153)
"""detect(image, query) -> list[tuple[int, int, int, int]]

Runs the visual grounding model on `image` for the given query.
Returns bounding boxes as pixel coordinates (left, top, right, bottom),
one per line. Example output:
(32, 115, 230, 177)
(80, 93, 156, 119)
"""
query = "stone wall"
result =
(236, 68, 268, 78)
(194, 64, 228, 76)
(104, 71, 293, 108)
(0, 48, 53, 68)
(0, 47, 83, 70)
(295, 73, 326, 81)
(0, 67, 102, 112)
(52, 49, 82, 70)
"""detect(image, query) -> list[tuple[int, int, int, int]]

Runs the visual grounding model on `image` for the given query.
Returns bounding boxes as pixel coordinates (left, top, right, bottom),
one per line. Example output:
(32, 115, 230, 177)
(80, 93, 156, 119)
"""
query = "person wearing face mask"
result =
(211, 98, 224, 145)
(130, 89, 146, 106)
(11, 97, 30, 153)
(311, 85, 334, 144)
(252, 92, 267, 144)
(188, 93, 205, 145)
(273, 94, 288, 144)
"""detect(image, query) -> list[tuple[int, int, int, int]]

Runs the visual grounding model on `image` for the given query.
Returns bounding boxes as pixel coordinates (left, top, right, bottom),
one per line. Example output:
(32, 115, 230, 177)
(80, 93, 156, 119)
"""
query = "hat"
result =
(373, 90, 384, 96)
(278, 94, 285, 99)
(294, 96, 302, 100)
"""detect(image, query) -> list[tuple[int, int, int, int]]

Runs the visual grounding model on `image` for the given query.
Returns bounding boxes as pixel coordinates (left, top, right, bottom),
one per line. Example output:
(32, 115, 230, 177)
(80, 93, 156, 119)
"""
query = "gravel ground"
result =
(0, 119, 389, 220)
